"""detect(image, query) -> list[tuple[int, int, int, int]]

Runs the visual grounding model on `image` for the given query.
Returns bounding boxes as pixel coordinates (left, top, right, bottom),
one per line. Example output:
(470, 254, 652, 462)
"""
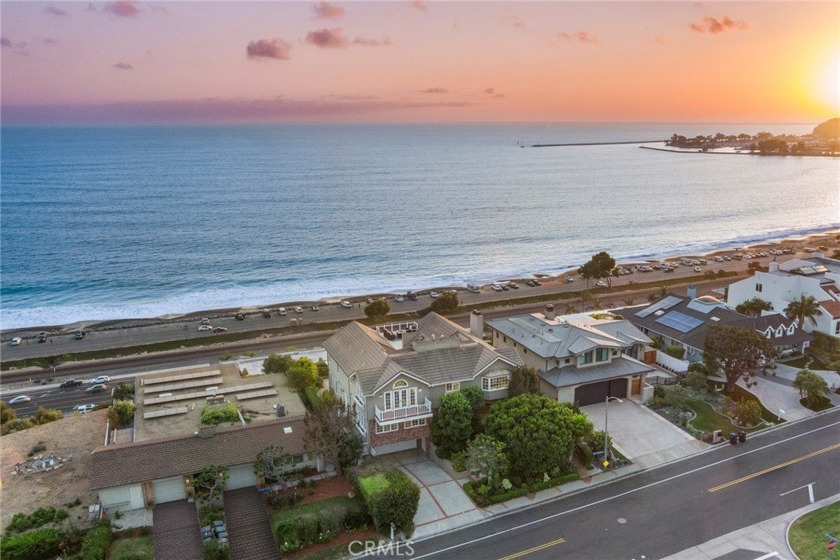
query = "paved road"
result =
(411, 410, 840, 560)
(7, 383, 119, 416)
(2, 252, 769, 362)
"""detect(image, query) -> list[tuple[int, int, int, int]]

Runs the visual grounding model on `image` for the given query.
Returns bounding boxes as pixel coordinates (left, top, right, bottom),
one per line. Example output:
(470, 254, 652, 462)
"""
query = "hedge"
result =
(200, 403, 239, 425)
(5, 507, 69, 534)
(463, 472, 581, 507)
(0, 528, 63, 560)
(81, 523, 112, 560)
(358, 469, 420, 535)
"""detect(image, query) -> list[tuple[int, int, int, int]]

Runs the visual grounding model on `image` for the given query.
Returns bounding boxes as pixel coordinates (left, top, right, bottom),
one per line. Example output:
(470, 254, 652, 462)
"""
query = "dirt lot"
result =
(0, 410, 107, 527)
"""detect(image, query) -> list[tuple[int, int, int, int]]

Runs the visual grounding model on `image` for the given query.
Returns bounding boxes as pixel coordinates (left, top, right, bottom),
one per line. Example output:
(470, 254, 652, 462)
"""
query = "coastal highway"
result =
(1, 253, 786, 363)
(411, 410, 840, 560)
(6, 383, 118, 417)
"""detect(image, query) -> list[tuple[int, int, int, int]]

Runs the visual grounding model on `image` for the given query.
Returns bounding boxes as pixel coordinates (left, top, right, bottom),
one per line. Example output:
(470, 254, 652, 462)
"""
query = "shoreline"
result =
(639, 145, 840, 158)
(2, 229, 838, 336)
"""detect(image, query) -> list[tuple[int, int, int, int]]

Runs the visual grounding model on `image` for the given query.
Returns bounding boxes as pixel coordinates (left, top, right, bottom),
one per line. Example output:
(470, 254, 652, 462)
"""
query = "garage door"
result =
(574, 378, 628, 406)
(153, 477, 186, 504)
(372, 439, 417, 456)
(225, 465, 256, 491)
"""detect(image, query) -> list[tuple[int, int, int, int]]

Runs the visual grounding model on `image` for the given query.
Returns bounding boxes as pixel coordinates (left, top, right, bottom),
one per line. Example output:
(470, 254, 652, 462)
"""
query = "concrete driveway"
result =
(582, 400, 708, 468)
(379, 450, 486, 539)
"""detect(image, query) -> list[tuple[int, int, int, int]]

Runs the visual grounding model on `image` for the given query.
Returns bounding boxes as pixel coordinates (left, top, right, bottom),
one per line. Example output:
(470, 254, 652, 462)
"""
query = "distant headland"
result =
(650, 118, 839, 157)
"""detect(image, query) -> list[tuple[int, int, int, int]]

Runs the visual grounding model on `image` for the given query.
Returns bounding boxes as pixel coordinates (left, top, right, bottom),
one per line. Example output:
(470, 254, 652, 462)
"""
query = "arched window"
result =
(393, 380, 408, 389)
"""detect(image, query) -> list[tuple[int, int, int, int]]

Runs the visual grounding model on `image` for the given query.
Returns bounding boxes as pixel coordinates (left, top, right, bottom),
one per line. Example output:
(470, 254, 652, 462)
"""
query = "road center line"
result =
(708, 443, 840, 492)
(411, 418, 840, 559)
(497, 537, 566, 560)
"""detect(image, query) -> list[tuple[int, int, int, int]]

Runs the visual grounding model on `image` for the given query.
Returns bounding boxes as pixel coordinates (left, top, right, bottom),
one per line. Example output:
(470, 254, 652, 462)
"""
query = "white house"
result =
(726, 257, 840, 336)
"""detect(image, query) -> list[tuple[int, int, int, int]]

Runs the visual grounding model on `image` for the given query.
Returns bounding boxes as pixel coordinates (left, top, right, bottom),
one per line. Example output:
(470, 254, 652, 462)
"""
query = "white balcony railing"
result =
(375, 396, 432, 424)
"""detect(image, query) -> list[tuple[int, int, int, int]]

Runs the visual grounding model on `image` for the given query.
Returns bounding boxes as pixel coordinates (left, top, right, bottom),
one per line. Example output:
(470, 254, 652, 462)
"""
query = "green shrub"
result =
(343, 501, 370, 530)
(203, 540, 230, 560)
(108, 400, 136, 428)
(5, 507, 69, 534)
(683, 370, 708, 392)
(574, 441, 594, 468)
(80, 523, 112, 560)
(735, 399, 762, 426)
(450, 451, 467, 472)
(0, 527, 63, 560)
(200, 403, 239, 425)
(687, 362, 707, 374)
(653, 385, 665, 400)
(528, 472, 580, 492)
(296, 515, 321, 546)
(359, 469, 420, 535)
(1, 417, 35, 435)
(316, 360, 330, 378)
(665, 345, 686, 359)
(200, 505, 224, 525)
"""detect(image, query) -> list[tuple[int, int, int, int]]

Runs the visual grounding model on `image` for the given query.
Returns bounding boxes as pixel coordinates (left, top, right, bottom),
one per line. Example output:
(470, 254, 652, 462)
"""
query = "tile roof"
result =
(820, 300, 840, 319)
(540, 356, 654, 388)
(326, 313, 519, 395)
(486, 314, 650, 359)
(90, 416, 306, 490)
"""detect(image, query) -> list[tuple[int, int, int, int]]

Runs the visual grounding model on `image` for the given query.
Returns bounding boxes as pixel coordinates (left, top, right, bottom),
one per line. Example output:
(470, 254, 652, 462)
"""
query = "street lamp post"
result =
(603, 396, 623, 466)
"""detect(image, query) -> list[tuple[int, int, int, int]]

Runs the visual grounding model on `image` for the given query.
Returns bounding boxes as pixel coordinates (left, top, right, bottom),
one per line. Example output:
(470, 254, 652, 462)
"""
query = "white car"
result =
(340, 300, 352, 309)
(278, 307, 287, 316)
(74, 404, 95, 413)
(595, 280, 608, 288)
(294, 306, 304, 314)
(8, 395, 31, 404)
(198, 324, 213, 331)
(394, 295, 404, 303)
(311, 305, 319, 311)
(91, 375, 110, 384)
(492, 284, 503, 292)
(429, 291, 440, 298)
(565, 276, 575, 283)
(694, 266, 702, 273)
(9, 337, 22, 346)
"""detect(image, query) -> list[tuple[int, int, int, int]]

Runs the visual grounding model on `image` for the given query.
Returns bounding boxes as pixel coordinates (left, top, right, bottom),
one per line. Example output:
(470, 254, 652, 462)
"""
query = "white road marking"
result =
(753, 552, 780, 559)
(780, 482, 816, 504)
(412, 419, 840, 559)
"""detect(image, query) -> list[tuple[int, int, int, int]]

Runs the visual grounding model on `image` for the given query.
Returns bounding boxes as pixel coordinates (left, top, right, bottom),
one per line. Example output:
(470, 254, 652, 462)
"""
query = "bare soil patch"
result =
(0, 410, 107, 528)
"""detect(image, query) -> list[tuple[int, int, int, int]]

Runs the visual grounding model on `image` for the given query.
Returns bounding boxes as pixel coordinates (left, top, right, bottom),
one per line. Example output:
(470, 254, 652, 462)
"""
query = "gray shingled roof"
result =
(731, 314, 813, 349)
(326, 313, 520, 395)
(615, 295, 748, 351)
(486, 314, 649, 359)
(540, 356, 654, 388)
(90, 417, 306, 490)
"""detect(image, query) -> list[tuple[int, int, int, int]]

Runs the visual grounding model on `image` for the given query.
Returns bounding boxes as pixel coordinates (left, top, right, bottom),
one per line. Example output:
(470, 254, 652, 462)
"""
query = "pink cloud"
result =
(246, 38, 292, 60)
(1, 37, 29, 55)
(558, 31, 599, 44)
(503, 14, 525, 29)
(411, 0, 427, 12)
(419, 87, 448, 94)
(45, 5, 68, 16)
(113, 62, 133, 70)
(352, 36, 392, 47)
(306, 28, 350, 49)
(312, 1, 345, 20)
(690, 16, 748, 34)
(104, 1, 140, 17)
(0, 37, 12, 47)
(654, 35, 666, 45)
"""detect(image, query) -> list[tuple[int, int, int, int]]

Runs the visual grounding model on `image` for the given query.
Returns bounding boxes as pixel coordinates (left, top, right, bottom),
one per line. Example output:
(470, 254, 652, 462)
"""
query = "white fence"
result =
(654, 350, 689, 373)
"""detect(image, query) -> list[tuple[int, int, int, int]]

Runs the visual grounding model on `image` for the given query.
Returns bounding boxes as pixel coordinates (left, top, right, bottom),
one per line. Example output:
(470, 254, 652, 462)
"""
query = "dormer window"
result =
(787, 325, 794, 335)
(595, 348, 610, 362)
(776, 326, 784, 338)
(578, 351, 594, 365)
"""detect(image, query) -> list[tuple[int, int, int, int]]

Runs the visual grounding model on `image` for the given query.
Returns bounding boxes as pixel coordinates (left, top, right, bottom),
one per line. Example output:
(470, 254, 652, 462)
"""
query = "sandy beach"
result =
(3, 230, 838, 337)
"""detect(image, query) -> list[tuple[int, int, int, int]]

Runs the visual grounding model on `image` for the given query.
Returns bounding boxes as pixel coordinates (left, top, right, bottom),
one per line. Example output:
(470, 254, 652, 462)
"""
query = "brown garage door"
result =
(574, 378, 627, 406)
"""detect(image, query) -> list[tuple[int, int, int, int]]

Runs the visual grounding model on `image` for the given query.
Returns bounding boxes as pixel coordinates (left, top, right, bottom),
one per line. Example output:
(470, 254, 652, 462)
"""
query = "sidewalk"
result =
(663, 494, 840, 560)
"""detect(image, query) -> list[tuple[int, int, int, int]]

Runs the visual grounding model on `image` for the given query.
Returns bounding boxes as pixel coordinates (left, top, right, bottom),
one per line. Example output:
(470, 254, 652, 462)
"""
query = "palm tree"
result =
(793, 369, 830, 407)
(735, 297, 772, 317)
(785, 295, 822, 328)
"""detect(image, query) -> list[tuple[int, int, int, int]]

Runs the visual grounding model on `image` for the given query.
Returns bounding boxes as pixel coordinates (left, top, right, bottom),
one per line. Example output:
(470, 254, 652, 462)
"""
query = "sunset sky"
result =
(2, 1, 838, 124)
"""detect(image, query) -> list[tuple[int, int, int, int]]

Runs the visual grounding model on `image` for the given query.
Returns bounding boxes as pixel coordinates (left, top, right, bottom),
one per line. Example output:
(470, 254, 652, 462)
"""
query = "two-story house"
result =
(726, 257, 840, 336)
(323, 312, 522, 456)
(486, 305, 656, 405)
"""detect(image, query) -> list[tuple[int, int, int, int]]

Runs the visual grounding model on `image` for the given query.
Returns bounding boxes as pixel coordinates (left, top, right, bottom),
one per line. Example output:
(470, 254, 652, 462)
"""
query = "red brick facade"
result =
(368, 419, 430, 451)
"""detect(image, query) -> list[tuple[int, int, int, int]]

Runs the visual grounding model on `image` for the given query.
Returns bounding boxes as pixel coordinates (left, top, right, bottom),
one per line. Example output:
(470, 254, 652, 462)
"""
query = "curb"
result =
(784, 497, 840, 560)
(413, 408, 840, 545)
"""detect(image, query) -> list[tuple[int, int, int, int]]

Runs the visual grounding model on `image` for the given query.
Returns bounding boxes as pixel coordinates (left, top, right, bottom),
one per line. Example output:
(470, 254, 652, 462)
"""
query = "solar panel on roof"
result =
(814, 265, 829, 273)
(635, 295, 682, 318)
(655, 311, 703, 333)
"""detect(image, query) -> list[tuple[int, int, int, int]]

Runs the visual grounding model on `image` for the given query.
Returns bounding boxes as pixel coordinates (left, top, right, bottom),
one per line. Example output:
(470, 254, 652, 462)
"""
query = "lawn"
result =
(788, 501, 840, 560)
(780, 355, 819, 369)
(109, 536, 153, 560)
(685, 400, 745, 434)
(270, 496, 361, 536)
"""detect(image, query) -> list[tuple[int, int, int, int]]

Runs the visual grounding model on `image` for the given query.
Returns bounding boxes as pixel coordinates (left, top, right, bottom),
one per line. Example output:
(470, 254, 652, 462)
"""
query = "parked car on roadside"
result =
(278, 307, 287, 316)
(9, 337, 22, 346)
(341, 300, 352, 308)
(595, 280, 608, 288)
(394, 295, 405, 303)
(235, 314, 245, 320)
(74, 330, 86, 340)
(38, 332, 48, 343)
(294, 306, 304, 314)
(430, 291, 440, 298)
(311, 305, 319, 311)
(509, 282, 519, 289)
(565, 277, 575, 283)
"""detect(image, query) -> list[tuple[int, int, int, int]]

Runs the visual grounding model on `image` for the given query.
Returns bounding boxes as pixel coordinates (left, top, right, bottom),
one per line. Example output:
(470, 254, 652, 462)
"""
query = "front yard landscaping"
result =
(788, 501, 840, 560)
(271, 495, 373, 555)
(109, 535, 154, 560)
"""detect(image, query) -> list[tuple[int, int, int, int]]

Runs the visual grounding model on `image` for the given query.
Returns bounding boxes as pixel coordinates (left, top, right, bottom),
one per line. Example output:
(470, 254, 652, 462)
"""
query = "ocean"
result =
(1, 123, 838, 330)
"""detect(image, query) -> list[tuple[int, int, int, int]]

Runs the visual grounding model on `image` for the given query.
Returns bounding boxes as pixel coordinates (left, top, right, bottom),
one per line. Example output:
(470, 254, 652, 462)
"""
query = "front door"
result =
(631, 376, 641, 396)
